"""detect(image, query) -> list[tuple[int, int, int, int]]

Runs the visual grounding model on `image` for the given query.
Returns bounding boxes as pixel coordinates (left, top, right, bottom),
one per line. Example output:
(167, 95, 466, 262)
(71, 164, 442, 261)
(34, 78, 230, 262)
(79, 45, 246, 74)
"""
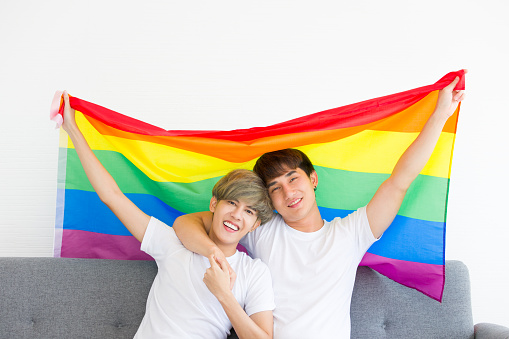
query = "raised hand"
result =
(434, 71, 467, 119)
(61, 91, 77, 133)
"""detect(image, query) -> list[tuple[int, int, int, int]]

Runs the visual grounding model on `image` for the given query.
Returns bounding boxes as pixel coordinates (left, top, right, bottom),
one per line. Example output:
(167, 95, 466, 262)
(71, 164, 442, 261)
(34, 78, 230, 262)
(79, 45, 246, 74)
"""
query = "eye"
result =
(246, 209, 254, 215)
(227, 200, 236, 206)
(289, 177, 297, 183)
(270, 186, 280, 194)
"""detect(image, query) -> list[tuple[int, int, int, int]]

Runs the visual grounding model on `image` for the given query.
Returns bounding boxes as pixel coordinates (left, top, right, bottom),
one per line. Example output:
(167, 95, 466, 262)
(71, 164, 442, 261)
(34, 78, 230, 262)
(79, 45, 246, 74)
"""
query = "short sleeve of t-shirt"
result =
(141, 217, 184, 261)
(242, 259, 275, 316)
(337, 206, 377, 262)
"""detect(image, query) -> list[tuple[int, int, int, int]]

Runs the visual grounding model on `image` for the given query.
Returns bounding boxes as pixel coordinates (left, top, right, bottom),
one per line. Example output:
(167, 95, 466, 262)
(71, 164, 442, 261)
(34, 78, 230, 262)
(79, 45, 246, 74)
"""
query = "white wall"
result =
(1, 0, 507, 328)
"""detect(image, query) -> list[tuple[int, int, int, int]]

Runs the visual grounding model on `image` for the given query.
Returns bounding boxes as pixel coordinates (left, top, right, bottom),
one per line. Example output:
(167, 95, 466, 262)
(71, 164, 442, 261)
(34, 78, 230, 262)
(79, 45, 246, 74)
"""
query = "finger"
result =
(445, 76, 460, 91)
(454, 91, 466, 102)
(225, 261, 235, 276)
(215, 257, 229, 274)
(229, 270, 237, 290)
(63, 90, 70, 106)
(208, 255, 218, 268)
(221, 260, 230, 275)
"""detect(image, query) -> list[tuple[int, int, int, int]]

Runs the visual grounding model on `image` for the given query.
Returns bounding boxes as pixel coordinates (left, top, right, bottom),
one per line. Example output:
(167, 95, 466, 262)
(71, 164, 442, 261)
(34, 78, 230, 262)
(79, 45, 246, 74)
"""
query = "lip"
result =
(287, 198, 302, 208)
(223, 221, 239, 233)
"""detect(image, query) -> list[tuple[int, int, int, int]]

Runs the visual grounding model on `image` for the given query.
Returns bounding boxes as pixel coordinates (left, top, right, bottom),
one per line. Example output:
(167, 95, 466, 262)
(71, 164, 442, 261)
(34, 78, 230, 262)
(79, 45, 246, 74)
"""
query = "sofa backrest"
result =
(0, 258, 474, 339)
(351, 260, 474, 338)
(0, 258, 156, 339)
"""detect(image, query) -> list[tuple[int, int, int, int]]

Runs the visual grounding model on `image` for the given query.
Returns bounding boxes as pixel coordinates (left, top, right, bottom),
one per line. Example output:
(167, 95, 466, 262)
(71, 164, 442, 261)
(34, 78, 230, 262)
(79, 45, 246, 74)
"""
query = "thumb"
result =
(63, 90, 70, 106)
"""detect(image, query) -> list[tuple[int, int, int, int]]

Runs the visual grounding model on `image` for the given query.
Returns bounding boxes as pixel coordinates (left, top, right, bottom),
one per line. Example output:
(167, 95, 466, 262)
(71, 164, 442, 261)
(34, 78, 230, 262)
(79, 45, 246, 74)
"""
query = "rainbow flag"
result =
(52, 70, 465, 301)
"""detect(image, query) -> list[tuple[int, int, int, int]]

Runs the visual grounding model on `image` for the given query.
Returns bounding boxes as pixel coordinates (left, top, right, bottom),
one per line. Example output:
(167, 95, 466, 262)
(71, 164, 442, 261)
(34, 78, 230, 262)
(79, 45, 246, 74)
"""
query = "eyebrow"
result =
(267, 170, 297, 188)
(235, 199, 257, 212)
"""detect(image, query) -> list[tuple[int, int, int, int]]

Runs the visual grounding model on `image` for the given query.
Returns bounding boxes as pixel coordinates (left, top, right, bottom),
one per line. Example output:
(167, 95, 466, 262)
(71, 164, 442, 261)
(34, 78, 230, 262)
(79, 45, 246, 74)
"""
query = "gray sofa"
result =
(0, 258, 507, 339)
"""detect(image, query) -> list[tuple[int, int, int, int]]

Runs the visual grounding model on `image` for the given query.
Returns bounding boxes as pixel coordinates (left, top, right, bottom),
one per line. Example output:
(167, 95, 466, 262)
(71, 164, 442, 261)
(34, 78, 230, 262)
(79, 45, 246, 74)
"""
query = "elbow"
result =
(387, 176, 411, 195)
(173, 215, 185, 231)
(99, 188, 123, 208)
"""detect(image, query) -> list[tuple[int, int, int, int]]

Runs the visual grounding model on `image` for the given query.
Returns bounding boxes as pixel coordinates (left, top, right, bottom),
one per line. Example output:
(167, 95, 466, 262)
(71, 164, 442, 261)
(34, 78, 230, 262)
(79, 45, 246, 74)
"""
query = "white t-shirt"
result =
(134, 217, 275, 339)
(240, 206, 376, 339)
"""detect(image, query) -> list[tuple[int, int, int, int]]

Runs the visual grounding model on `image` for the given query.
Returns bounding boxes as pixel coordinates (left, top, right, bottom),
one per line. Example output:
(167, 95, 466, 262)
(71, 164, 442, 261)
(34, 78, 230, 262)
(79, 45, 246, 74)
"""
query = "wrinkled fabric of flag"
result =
(52, 70, 465, 301)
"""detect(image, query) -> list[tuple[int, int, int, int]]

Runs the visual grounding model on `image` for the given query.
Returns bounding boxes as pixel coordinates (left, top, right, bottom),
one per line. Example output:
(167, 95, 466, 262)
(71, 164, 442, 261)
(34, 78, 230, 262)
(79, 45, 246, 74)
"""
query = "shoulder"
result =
(236, 252, 271, 278)
(330, 206, 368, 229)
(141, 217, 184, 258)
(145, 217, 179, 240)
(236, 251, 268, 268)
(251, 212, 285, 236)
(329, 206, 377, 250)
(241, 213, 286, 253)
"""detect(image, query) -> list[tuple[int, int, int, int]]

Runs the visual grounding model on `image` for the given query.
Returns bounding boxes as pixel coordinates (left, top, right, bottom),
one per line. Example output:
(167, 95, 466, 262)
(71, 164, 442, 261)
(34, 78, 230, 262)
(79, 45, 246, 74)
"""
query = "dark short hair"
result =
(253, 149, 315, 185)
(212, 169, 274, 224)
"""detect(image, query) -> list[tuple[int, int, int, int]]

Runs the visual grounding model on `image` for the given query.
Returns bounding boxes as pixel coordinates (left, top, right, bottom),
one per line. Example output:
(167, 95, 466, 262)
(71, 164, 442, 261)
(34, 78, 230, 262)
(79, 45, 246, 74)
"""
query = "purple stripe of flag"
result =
(360, 252, 444, 301)
(61, 230, 153, 261)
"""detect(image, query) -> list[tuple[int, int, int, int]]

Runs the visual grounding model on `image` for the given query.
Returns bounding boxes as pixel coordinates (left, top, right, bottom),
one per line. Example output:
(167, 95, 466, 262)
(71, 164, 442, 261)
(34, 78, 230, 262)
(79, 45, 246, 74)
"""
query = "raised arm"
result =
(61, 92, 150, 242)
(204, 255, 273, 339)
(367, 75, 466, 239)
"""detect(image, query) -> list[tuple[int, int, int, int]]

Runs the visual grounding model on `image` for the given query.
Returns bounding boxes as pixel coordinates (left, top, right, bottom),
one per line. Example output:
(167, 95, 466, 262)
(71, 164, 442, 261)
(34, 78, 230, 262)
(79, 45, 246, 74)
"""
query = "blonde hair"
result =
(212, 169, 274, 224)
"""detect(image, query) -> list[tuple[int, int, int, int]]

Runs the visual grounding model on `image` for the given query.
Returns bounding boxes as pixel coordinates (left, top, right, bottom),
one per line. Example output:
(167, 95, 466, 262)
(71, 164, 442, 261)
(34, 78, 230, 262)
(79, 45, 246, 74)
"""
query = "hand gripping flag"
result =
(52, 70, 465, 301)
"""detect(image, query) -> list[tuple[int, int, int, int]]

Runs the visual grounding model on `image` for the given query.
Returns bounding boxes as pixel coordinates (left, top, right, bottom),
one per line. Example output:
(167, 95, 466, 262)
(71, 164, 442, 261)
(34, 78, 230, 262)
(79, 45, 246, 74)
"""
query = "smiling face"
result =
(266, 167, 323, 232)
(208, 197, 261, 256)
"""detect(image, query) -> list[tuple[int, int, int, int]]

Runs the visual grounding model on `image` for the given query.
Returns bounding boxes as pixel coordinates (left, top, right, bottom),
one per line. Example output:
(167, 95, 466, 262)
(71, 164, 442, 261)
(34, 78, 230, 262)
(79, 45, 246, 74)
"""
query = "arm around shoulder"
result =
(172, 211, 217, 256)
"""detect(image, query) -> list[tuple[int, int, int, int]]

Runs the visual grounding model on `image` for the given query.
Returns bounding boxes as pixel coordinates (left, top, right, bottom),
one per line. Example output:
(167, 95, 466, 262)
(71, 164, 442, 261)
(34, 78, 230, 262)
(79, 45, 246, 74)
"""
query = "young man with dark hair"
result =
(60, 92, 276, 339)
(173, 76, 465, 338)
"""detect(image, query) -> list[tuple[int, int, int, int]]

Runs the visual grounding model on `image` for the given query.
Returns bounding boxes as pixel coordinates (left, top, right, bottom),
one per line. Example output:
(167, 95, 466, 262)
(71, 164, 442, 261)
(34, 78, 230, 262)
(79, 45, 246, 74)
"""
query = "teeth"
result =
(224, 221, 239, 231)
(288, 198, 302, 207)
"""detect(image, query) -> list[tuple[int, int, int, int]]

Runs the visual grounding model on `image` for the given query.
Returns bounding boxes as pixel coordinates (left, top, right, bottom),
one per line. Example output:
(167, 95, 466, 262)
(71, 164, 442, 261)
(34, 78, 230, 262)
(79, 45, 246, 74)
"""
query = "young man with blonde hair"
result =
(60, 92, 275, 339)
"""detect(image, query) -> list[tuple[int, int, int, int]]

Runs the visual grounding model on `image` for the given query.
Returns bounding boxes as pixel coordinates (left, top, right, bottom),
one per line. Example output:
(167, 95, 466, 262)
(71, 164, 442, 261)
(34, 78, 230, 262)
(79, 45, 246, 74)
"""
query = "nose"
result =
(230, 206, 242, 220)
(282, 184, 294, 199)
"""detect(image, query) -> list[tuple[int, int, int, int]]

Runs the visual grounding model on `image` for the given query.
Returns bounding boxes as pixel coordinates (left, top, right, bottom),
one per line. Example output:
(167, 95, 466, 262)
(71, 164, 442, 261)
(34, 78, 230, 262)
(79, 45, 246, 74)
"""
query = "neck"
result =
(208, 230, 237, 257)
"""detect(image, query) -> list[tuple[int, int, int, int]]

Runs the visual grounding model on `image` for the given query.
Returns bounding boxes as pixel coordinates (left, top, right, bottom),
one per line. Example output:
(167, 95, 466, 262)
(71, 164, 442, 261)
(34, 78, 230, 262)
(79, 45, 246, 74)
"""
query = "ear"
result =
(209, 196, 218, 213)
(310, 170, 318, 188)
(250, 219, 262, 232)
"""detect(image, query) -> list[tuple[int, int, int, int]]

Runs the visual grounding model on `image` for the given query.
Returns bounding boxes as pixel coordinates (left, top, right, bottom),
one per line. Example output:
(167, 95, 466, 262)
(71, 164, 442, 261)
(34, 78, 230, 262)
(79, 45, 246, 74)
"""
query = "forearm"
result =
(64, 120, 149, 241)
(367, 76, 463, 237)
(217, 293, 272, 339)
(173, 212, 217, 256)
(367, 107, 451, 237)
(390, 109, 449, 189)
(66, 123, 122, 204)
(60, 92, 149, 241)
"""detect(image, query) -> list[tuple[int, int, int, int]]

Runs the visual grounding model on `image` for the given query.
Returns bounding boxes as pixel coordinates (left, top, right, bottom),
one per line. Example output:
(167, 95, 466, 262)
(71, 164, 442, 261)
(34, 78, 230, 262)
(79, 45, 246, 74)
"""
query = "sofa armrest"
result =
(474, 322, 509, 339)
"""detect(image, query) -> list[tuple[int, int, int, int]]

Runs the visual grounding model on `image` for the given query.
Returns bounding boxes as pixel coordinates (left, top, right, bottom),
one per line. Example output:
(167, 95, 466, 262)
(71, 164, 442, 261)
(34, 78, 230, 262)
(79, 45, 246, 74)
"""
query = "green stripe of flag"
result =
(65, 149, 448, 222)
